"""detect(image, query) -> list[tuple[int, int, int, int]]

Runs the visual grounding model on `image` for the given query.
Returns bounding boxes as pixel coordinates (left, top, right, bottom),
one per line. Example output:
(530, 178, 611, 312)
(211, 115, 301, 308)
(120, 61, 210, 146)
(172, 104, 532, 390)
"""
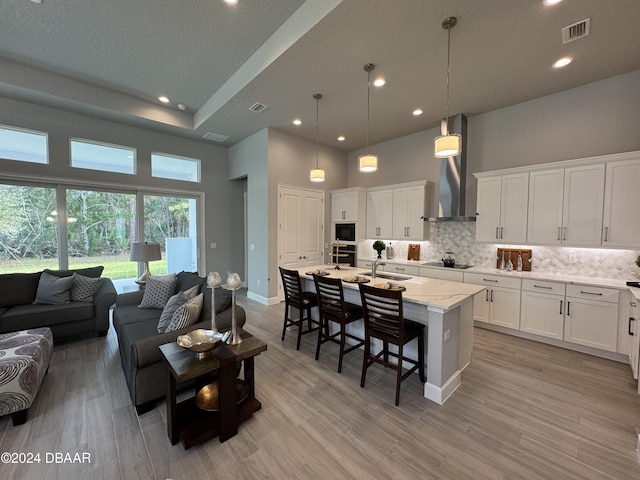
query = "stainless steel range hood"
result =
(426, 113, 476, 222)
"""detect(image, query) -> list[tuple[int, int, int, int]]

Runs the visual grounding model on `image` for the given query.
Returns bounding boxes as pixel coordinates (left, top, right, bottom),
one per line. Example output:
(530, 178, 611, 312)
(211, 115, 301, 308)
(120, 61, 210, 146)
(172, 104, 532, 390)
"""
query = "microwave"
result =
(334, 223, 356, 242)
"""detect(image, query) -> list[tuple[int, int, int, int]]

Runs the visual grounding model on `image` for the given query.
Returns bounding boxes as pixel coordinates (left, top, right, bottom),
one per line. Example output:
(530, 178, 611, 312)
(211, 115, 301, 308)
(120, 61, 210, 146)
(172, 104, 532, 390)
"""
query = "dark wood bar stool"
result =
(358, 283, 426, 406)
(312, 274, 365, 373)
(279, 267, 319, 350)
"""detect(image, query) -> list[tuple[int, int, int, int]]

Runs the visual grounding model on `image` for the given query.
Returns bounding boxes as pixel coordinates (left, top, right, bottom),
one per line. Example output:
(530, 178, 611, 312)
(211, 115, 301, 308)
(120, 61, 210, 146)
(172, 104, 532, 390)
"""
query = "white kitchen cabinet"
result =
(366, 188, 393, 238)
(419, 267, 464, 282)
(475, 173, 528, 243)
(527, 165, 604, 246)
(628, 293, 639, 380)
(602, 158, 640, 248)
(331, 187, 366, 222)
(464, 273, 521, 330)
(520, 279, 566, 340)
(564, 284, 619, 353)
(392, 183, 430, 240)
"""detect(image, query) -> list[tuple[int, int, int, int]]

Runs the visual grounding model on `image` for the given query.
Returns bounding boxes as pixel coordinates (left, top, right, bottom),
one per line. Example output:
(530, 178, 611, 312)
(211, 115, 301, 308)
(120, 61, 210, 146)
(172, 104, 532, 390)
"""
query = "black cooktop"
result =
(421, 262, 474, 270)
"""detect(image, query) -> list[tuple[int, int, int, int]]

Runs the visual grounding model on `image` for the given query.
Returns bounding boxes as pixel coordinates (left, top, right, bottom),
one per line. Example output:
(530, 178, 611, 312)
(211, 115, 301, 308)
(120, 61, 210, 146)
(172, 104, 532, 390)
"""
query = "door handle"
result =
(567, 301, 570, 316)
(560, 300, 563, 315)
(629, 317, 635, 336)
(604, 226, 609, 242)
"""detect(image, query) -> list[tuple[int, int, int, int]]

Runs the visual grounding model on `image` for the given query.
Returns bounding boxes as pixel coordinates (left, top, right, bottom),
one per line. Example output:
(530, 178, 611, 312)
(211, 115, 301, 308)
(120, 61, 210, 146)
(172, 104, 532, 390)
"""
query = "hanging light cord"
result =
(445, 21, 451, 132)
(366, 68, 371, 154)
(315, 94, 320, 168)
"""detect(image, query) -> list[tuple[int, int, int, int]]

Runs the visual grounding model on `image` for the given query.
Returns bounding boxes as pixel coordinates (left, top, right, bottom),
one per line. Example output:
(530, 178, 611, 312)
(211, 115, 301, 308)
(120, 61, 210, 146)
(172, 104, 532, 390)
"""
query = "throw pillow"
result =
(156, 285, 200, 333)
(33, 271, 75, 305)
(138, 274, 177, 309)
(70, 273, 103, 302)
(164, 293, 203, 333)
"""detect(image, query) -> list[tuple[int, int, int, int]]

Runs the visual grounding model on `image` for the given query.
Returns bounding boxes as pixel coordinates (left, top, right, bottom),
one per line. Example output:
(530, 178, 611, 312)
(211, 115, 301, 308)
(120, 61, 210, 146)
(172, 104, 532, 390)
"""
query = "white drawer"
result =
(522, 279, 565, 296)
(464, 272, 521, 290)
(385, 264, 420, 276)
(357, 260, 375, 269)
(419, 267, 464, 282)
(566, 284, 619, 303)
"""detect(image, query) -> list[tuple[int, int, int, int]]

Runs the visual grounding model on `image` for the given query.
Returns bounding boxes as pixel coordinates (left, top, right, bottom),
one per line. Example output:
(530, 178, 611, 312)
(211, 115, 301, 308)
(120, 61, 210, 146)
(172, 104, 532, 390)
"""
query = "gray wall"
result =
(0, 96, 243, 277)
(347, 69, 640, 215)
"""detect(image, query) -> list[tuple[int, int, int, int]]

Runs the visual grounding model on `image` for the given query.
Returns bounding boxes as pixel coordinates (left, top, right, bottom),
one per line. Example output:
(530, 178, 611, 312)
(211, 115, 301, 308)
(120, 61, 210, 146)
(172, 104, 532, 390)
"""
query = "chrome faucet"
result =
(372, 258, 386, 281)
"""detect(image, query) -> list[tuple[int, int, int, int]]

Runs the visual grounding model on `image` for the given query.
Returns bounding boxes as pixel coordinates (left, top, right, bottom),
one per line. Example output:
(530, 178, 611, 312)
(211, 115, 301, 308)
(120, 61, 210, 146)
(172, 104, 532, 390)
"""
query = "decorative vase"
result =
(376, 250, 382, 258)
(226, 272, 243, 345)
(207, 272, 222, 334)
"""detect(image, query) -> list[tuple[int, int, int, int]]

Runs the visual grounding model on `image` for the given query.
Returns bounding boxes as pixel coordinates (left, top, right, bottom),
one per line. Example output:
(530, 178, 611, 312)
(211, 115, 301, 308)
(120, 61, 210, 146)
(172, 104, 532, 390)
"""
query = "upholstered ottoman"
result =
(0, 328, 53, 425)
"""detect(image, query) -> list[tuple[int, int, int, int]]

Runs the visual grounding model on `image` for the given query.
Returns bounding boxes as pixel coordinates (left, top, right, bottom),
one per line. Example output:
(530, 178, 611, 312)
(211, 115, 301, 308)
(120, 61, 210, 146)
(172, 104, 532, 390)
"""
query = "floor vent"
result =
(249, 102, 268, 113)
(202, 132, 229, 143)
(562, 18, 590, 44)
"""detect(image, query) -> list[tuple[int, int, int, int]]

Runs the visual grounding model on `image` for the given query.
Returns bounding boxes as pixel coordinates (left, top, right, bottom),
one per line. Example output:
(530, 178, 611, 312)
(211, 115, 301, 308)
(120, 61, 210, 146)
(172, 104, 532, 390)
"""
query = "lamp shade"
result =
(310, 168, 325, 182)
(434, 134, 462, 158)
(359, 154, 378, 173)
(129, 242, 161, 262)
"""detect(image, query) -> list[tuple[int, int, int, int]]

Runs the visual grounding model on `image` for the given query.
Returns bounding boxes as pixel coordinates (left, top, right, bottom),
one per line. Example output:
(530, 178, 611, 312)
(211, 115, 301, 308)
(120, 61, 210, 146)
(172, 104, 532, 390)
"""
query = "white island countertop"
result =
(299, 265, 485, 312)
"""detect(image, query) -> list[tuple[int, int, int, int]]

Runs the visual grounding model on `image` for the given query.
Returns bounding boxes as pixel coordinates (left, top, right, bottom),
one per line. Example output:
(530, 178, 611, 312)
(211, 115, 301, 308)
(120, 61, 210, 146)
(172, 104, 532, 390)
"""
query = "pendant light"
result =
(359, 63, 378, 173)
(434, 16, 462, 158)
(309, 93, 325, 182)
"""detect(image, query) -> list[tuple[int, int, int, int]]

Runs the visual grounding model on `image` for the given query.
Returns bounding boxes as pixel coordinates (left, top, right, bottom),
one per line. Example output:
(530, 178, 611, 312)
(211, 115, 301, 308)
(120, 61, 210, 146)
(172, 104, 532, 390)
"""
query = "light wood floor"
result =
(2, 293, 640, 480)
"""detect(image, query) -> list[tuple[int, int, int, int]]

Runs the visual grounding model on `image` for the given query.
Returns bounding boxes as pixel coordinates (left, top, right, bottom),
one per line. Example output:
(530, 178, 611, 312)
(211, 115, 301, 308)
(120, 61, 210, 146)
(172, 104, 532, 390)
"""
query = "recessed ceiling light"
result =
(412, 108, 423, 116)
(292, 119, 302, 126)
(223, 0, 239, 5)
(337, 136, 346, 142)
(30, 0, 43, 3)
(177, 104, 186, 111)
(543, 0, 562, 6)
(553, 56, 573, 68)
(373, 78, 386, 87)
(158, 96, 170, 103)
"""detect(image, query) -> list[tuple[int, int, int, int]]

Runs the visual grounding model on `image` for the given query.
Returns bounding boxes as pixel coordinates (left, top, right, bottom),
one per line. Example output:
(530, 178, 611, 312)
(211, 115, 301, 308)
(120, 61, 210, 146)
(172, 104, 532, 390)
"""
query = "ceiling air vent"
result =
(202, 132, 229, 143)
(562, 18, 590, 44)
(249, 102, 268, 113)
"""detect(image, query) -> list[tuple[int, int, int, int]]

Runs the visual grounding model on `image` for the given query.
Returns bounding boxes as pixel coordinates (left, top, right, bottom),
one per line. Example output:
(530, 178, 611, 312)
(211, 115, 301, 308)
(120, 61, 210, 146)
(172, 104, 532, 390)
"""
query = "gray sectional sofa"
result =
(0, 266, 116, 342)
(112, 271, 246, 414)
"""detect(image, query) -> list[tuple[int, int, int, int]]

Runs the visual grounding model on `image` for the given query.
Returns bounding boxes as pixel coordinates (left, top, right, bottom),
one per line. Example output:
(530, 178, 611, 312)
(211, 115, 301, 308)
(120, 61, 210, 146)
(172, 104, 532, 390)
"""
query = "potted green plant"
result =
(636, 255, 640, 268)
(372, 240, 386, 259)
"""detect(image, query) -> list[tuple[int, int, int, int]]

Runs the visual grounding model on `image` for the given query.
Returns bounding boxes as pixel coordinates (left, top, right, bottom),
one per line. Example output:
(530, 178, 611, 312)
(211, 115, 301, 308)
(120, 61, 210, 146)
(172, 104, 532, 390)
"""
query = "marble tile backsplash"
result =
(358, 222, 640, 281)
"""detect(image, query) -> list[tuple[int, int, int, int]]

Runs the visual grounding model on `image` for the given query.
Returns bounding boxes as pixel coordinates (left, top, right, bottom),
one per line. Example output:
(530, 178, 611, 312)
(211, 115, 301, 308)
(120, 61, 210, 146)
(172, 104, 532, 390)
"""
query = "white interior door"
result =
(278, 185, 324, 299)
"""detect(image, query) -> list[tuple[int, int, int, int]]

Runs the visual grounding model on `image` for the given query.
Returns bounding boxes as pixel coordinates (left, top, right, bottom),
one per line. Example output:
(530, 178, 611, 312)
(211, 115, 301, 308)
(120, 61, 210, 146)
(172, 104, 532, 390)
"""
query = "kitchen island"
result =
(297, 265, 485, 404)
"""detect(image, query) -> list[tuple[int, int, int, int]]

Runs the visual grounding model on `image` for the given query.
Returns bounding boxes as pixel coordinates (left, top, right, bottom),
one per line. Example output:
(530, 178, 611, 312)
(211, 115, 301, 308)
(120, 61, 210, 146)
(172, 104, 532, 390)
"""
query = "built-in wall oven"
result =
(334, 223, 356, 243)
(331, 243, 357, 266)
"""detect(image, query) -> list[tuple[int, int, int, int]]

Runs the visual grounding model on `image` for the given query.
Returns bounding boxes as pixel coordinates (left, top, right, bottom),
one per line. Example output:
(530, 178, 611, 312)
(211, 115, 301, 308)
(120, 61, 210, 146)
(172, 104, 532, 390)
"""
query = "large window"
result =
(70, 138, 136, 174)
(66, 189, 140, 279)
(0, 124, 48, 164)
(0, 184, 58, 273)
(151, 152, 200, 183)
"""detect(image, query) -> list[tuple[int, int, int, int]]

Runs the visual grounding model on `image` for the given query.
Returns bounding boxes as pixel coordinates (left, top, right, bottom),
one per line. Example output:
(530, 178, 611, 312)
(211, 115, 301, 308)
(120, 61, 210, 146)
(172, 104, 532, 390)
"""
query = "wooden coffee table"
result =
(159, 330, 267, 449)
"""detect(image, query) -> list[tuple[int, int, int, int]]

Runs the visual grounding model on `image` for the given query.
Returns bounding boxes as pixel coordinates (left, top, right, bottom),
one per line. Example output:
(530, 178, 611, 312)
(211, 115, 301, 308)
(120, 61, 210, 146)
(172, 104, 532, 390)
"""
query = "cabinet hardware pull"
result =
(534, 285, 552, 289)
(557, 227, 561, 241)
(629, 317, 635, 336)
(500, 227, 504, 239)
(631, 302, 637, 307)
(483, 278, 499, 282)
(604, 226, 609, 242)
(490, 290, 494, 302)
(406, 227, 410, 236)
(396, 268, 405, 271)
(567, 301, 571, 316)
(579, 290, 603, 296)
(560, 300, 563, 315)
(485, 290, 489, 302)
(496, 227, 499, 239)
(563, 226, 567, 241)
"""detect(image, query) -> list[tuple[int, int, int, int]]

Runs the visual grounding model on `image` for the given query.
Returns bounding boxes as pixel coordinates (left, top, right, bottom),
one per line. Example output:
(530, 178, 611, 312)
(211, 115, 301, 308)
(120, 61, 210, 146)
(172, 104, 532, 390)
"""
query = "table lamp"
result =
(130, 242, 162, 284)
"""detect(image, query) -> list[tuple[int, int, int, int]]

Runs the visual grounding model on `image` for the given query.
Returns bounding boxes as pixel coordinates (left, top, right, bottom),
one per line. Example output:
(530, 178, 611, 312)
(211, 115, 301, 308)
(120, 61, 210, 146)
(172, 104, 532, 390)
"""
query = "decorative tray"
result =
(342, 276, 370, 284)
(306, 270, 330, 276)
(374, 283, 406, 292)
(195, 379, 250, 411)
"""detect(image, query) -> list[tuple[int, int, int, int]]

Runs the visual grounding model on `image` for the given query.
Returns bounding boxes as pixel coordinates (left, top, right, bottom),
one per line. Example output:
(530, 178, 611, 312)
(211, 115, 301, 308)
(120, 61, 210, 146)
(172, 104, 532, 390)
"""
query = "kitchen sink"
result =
(358, 271, 412, 281)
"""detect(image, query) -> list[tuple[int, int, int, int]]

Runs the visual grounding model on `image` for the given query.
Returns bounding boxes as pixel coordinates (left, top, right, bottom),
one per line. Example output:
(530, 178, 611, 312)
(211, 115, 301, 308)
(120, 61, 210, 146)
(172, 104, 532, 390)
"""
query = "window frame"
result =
(0, 123, 49, 165)
(151, 151, 201, 183)
(69, 137, 137, 175)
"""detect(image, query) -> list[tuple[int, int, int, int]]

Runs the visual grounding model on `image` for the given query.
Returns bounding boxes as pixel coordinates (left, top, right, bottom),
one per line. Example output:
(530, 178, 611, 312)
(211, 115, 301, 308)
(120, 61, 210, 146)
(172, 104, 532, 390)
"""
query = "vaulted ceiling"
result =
(1, 0, 639, 152)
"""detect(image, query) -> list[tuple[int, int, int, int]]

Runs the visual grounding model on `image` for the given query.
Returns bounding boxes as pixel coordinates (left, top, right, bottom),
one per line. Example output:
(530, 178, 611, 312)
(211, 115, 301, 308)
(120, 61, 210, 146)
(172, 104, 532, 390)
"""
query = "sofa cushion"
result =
(70, 273, 103, 302)
(1, 302, 94, 331)
(34, 271, 74, 305)
(0, 272, 42, 308)
(201, 285, 232, 322)
(174, 271, 205, 294)
(138, 274, 176, 309)
(165, 293, 203, 332)
(45, 266, 104, 278)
